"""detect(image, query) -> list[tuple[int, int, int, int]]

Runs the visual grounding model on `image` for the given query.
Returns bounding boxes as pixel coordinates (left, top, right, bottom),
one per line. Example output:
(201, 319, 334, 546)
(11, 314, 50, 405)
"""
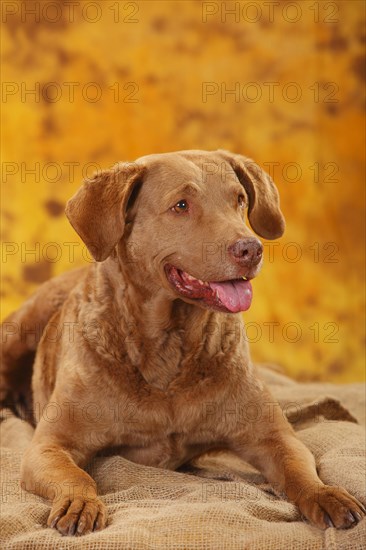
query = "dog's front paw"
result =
(47, 495, 107, 536)
(299, 485, 366, 529)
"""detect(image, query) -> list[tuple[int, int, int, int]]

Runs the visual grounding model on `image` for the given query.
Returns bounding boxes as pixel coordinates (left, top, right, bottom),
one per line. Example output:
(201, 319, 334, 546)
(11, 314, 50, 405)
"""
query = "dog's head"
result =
(66, 150, 285, 313)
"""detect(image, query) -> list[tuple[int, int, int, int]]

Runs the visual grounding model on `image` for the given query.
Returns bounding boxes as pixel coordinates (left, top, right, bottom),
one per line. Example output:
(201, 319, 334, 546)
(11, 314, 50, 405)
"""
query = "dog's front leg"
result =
(229, 395, 365, 529)
(21, 420, 107, 536)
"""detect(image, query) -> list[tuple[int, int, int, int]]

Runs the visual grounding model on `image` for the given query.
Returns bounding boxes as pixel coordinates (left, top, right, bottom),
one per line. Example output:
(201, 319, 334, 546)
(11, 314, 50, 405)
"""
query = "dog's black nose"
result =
(229, 238, 263, 267)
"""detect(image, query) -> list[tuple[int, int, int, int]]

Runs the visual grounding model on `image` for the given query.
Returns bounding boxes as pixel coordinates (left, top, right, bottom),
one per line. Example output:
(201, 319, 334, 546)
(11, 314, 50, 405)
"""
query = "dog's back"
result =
(0, 267, 88, 420)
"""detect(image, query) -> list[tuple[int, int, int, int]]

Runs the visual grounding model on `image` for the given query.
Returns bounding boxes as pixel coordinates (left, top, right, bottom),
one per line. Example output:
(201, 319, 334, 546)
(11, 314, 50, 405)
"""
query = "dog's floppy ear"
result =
(218, 150, 285, 239)
(65, 162, 145, 261)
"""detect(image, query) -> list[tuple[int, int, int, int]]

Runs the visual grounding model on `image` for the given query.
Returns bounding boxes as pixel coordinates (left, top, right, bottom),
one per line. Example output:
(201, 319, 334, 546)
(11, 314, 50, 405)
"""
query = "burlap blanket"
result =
(1, 365, 365, 549)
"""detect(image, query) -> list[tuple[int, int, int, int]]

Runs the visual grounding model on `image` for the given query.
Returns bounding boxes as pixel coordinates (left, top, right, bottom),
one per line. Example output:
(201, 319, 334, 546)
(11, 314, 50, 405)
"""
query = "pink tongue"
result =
(210, 279, 252, 313)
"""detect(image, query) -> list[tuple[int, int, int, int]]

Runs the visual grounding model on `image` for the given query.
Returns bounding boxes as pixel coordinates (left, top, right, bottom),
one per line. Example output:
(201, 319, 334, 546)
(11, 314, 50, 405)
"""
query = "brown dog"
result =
(1, 150, 365, 536)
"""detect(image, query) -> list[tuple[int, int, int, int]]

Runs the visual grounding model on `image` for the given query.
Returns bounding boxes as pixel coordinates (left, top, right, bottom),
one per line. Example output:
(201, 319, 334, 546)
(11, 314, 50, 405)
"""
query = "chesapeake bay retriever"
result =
(1, 150, 365, 536)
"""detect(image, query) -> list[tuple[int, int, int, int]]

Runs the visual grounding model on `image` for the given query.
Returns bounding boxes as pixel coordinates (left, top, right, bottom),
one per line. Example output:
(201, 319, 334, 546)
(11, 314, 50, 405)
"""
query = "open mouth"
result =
(164, 264, 253, 313)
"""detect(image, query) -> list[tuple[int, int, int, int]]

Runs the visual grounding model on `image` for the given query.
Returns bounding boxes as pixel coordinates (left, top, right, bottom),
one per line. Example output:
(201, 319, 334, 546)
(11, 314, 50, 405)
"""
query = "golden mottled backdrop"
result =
(1, 0, 365, 382)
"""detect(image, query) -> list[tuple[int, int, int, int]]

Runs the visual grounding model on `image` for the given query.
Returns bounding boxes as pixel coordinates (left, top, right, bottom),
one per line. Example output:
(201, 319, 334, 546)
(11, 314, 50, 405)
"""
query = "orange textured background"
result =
(1, 0, 365, 382)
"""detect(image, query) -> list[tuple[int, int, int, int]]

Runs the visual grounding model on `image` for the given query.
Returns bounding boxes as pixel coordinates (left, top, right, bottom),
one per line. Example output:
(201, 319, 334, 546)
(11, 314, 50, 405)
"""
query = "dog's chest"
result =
(116, 366, 226, 430)
(96, 310, 248, 465)
(109, 347, 243, 456)
(124, 327, 186, 390)
(111, 381, 228, 468)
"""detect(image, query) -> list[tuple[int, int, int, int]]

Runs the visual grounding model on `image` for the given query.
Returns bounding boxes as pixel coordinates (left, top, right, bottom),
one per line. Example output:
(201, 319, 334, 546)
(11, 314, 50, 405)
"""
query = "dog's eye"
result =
(172, 200, 189, 213)
(238, 194, 245, 208)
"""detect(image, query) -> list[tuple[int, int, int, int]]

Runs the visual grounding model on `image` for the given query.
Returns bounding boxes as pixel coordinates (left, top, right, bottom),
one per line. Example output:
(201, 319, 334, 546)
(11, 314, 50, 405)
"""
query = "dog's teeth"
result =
(242, 276, 247, 281)
(185, 272, 206, 285)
